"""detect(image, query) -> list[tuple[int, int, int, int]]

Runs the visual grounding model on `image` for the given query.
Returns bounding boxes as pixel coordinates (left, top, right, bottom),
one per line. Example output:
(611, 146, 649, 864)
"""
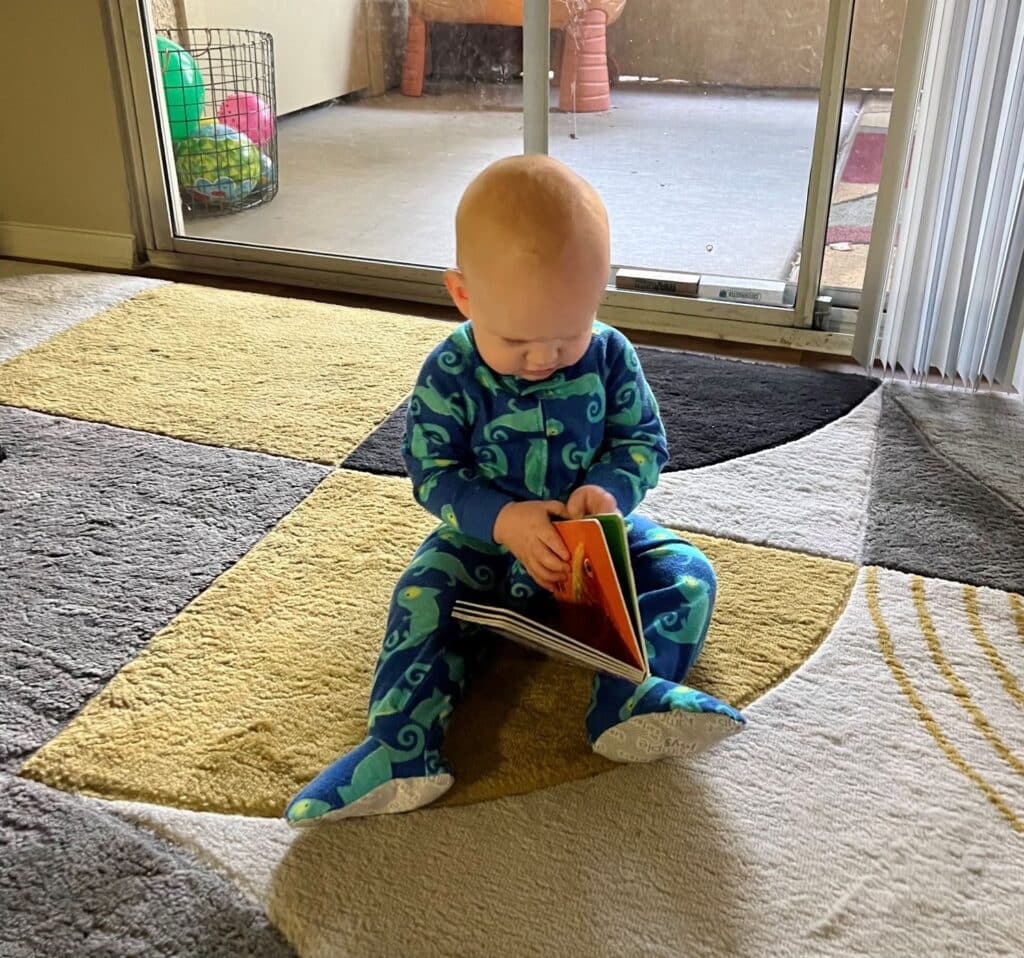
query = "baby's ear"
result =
(444, 269, 472, 319)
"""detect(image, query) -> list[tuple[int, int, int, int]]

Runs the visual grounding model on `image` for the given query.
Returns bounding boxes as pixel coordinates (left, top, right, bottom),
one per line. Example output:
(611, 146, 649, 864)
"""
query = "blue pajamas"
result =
(369, 515, 715, 757)
(286, 324, 743, 824)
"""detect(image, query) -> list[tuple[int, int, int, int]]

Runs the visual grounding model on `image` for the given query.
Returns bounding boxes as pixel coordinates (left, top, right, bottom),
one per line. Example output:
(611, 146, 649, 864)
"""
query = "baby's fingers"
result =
(535, 549, 568, 578)
(544, 499, 570, 520)
(533, 569, 566, 592)
(540, 524, 570, 562)
(588, 488, 618, 514)
(533, 552, 567, 593)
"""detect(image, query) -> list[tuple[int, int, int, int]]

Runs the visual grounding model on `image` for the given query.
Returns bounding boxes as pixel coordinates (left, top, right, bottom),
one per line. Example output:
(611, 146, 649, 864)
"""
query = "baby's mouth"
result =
(523, 366, 557, 380)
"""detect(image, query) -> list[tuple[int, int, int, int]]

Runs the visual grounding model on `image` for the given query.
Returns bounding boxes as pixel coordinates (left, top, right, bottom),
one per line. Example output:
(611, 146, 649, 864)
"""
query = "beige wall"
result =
(609, 0, 907, 90)
(0, 1, 136, 264)
(180, 0, 370, 115)
(150, 0, 183, 28)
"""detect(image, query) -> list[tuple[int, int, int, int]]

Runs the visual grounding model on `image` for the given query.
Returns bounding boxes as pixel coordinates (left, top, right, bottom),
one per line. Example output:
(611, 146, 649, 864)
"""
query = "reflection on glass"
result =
(821, 93, 891, 293)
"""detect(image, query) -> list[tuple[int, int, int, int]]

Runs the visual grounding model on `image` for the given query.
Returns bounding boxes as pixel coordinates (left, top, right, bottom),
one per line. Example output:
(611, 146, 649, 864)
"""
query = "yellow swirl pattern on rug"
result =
(1011, 593, 1024, 647)
(965, 586, 1024, 708)
(912, 577, 1024, 779)
(867, 568, 1023, 835)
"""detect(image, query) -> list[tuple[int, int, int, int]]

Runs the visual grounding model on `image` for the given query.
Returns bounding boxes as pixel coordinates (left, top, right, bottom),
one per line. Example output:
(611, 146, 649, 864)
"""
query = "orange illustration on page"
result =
(552, 521, 643, 669)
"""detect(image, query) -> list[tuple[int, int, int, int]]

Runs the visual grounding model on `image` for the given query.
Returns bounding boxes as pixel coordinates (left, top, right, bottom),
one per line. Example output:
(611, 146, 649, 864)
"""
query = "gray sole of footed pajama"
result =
(288, 773, 454, 827)
(593, 711, 745, 764)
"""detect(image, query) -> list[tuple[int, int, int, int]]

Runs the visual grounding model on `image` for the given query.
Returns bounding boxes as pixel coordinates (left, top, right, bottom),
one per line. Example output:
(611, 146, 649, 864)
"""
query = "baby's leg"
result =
(286, 528, 508, 824)
(587, 515, 745, 762)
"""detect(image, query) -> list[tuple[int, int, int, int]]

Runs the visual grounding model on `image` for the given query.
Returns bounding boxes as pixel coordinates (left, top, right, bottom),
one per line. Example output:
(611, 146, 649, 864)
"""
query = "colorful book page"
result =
(552, 519, 644, 669)
(593, 513, 643, 641)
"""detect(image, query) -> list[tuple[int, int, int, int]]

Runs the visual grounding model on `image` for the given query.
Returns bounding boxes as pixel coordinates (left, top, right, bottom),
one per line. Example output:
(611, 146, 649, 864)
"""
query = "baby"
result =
(286, 156, 744, 825)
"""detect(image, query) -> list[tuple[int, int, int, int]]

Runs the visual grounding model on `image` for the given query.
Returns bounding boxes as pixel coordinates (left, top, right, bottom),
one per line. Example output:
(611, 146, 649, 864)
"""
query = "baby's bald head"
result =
(445, 156, 611, 380)
(455, 155, 609, 284)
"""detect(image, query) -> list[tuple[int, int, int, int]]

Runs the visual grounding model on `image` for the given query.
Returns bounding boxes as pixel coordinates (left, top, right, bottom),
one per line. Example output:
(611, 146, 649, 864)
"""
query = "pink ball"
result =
(217, 93, 274, 147)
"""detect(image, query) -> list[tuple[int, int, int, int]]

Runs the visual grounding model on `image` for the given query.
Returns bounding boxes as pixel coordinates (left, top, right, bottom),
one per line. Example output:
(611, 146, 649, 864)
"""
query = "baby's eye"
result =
(583, 558, 594, 577)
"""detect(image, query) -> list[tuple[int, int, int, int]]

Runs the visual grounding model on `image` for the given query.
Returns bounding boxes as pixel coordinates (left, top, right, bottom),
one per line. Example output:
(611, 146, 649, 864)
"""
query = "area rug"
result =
(1, 264, 1021, 957)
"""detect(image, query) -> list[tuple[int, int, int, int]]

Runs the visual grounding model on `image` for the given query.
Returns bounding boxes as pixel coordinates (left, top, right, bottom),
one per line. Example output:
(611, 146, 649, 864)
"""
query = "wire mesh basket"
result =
(156, 27, 278, 216)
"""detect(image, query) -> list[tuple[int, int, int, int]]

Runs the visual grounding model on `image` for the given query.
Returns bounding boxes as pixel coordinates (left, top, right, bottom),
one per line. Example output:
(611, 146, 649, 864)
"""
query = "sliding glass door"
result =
(113, 0, 898, 342)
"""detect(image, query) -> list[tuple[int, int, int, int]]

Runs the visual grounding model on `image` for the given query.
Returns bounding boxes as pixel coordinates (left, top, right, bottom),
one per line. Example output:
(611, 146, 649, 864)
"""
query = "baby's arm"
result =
(581, 333, 669, 516)
(401, 359, 514, 543)
(402, 348, 570, 586)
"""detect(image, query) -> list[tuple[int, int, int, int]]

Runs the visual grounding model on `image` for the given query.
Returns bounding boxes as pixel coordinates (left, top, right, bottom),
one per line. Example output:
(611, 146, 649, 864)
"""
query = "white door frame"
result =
(107, 0, 863, 353)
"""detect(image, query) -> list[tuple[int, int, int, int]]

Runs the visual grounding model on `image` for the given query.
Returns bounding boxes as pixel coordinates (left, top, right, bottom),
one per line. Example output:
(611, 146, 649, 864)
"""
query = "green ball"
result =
(156, 36, 205, 143)
(175, 123, 263, 204)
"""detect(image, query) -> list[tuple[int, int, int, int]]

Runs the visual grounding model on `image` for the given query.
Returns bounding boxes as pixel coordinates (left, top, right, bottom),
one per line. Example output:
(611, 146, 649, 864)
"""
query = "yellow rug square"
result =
(22, 467, 856, 816)
(0, 283, 449, 464)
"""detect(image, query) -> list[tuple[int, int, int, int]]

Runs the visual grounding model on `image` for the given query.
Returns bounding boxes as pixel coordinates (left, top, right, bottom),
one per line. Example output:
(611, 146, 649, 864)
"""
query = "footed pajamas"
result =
(287, 323, 743, 824)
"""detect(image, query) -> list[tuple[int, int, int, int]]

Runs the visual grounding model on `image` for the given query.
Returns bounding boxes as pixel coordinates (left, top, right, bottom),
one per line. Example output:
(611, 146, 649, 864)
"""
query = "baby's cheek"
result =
(565, 341, 590, 366)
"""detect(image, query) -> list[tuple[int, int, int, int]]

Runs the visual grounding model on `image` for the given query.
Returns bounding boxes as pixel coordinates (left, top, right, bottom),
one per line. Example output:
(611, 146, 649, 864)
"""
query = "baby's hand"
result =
(493, 500, 570, 591)
(566, 484, 618, 519)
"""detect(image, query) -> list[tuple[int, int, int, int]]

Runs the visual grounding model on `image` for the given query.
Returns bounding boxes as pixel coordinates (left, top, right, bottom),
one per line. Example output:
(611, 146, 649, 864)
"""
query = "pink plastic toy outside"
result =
(217, 93, 275, 147)
(558, 9, 612, 113)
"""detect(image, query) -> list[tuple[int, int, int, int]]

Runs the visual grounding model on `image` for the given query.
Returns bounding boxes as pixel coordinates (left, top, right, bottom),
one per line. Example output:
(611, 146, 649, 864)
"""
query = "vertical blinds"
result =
(865, 0, 1024, 394)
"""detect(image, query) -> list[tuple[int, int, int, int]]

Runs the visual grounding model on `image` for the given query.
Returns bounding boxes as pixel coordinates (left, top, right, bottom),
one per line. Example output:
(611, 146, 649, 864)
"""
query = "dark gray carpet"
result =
(0, 773, 295, 957)
(342, 346, 878, 475)
(891, 385, 1024, 512)
(863, 391, 1024, 593)
(0, 405, 329, 772)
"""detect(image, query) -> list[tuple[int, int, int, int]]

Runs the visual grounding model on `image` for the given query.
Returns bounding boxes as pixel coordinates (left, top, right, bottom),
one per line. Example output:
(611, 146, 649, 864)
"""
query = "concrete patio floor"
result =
(184, 83, 864, 283)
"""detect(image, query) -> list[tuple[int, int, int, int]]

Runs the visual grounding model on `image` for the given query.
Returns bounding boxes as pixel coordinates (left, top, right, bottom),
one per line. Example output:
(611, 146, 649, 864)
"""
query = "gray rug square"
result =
(863, 390, 1024, 593)
(0, 772, 295, 958)
(0, 405, 329, 772)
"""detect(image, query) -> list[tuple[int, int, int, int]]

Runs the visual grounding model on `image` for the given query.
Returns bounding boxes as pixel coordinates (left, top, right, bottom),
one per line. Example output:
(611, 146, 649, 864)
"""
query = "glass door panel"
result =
(821, 0, 907, 294)
(128, 0, 865, 333)
(549, 2, 871, 301)
(150, 0, 526, 268)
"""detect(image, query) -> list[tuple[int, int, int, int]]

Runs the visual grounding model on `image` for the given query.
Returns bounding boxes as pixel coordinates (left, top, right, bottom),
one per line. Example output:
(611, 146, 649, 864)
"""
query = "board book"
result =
(452, 514, 650, 683)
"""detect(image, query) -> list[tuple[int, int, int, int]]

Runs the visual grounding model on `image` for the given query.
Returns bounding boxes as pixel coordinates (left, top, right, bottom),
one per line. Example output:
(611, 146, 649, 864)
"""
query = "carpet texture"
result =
(1, 266, 1021, 957)
(0, 404, 328, 772)
(0, 261, 166, 363)
(0, 283, 449, 464)
(642, 387, 881, 561)
(865, 390, 1024, 594)
(890, 384, 1024, 511)
(21, 468, 857, 814)
(0, 773, 295, 958)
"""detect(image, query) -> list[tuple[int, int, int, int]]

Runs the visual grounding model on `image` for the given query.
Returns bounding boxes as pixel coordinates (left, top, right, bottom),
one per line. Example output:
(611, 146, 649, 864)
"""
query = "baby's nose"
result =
(528, 345, 559, 367)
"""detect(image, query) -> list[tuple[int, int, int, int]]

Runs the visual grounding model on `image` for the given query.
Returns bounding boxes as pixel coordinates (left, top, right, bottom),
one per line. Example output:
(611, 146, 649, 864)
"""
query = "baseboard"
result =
(0, 222, 138, 270)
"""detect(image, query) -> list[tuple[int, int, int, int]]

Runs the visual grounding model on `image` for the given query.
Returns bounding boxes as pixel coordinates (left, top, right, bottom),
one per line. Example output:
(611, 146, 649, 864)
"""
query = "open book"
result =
(452, 514, 650, 684)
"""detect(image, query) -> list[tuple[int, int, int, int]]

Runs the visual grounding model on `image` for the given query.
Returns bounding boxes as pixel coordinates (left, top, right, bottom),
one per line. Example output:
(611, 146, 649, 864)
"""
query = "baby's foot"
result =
(591, 677, 745, 763)
(285, 736, 452, 826)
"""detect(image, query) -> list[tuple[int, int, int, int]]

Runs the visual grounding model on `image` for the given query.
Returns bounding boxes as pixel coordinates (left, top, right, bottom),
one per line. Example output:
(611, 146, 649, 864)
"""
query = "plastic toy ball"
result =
(156, 36, 206, 142)
(258, 151, 276, 189)
(218, 93, 275, 147)
(174, 122, 262, 205)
